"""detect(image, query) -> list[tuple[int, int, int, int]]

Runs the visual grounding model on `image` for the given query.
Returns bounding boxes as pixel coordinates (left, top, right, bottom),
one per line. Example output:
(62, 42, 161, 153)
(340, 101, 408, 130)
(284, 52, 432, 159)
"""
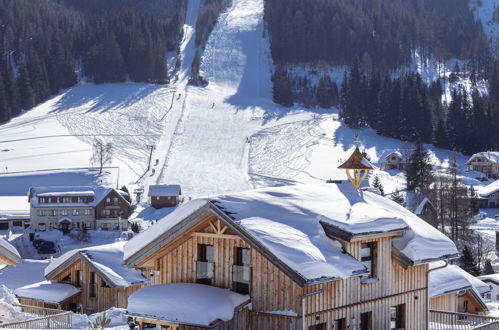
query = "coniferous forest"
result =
(0, 0, 185, 123)
(265, 0, 499, 154)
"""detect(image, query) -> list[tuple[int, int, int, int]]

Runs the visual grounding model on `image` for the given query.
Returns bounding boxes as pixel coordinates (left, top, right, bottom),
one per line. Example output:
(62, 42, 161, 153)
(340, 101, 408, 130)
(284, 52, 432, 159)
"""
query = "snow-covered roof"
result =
(30, 186, 128, 207)
(148, 184, 181, 197)
(0, 237, 21, 265)
(414, 197, 432, 215)
(45, 242, 146, 288)
(429, 263, 490, 298)
(478, 180, 499, 198)
(479, 273, 499, 285)
(466, 151, 499, 165)
(127, 283, 249, 327)
(0, 196, 30, 220)
(125, 183, 458, 285)
(15, 281, 80, 304)
(0, 259, 50, 291)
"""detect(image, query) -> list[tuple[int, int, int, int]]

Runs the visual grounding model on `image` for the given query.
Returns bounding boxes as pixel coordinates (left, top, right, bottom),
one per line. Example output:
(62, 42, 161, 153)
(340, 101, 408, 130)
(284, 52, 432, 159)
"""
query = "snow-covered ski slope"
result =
(0, 0, 485, 200)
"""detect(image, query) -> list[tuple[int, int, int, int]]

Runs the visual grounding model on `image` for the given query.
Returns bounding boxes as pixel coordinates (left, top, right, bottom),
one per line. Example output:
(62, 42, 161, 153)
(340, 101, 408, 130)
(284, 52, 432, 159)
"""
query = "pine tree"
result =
(469, 186, 480, 216)
(120, 185, 132, 204)
(459, 245, 480, 276)
(17, 63, 36, 110)
(406, 139, 433, 191)
(272, 64, 293, 107)
(371, 174, 384, 196)
(390, 191, 405, 205)
(316, 75, 335, 108)
(482, 260, 495, 275)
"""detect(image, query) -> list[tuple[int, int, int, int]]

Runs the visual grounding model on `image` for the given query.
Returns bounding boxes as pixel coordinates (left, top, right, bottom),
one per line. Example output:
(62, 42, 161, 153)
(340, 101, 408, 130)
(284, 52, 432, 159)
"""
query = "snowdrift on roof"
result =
(127, 283, 249, 327)
(125, 183, 458, 283)
(429, 263, 489, 298)
(15, 281, 80, 304)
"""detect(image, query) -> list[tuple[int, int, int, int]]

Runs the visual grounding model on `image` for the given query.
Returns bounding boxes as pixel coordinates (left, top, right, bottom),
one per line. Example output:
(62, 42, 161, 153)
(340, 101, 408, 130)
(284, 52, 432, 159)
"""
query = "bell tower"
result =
(338, 134, 374, 189)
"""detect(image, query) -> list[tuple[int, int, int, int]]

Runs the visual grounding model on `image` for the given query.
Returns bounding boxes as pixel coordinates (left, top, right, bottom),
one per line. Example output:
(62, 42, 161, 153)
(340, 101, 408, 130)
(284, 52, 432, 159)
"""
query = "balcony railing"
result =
(196, 261, 214, 283)
(232, 265, 250, 284)
(430, 310, 499, 330)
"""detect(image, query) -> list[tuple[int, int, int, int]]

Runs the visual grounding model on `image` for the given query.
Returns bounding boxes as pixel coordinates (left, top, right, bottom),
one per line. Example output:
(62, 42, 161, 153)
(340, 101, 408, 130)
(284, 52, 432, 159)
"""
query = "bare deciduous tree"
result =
(90, 139, 113, 173)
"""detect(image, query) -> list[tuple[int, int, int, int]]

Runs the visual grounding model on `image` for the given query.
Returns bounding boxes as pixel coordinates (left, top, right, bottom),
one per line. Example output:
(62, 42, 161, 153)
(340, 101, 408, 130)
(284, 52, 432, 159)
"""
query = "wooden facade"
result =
(130, 214, 431, 330)
(44, 258, 144, 314)
(430, 290, 487, 315)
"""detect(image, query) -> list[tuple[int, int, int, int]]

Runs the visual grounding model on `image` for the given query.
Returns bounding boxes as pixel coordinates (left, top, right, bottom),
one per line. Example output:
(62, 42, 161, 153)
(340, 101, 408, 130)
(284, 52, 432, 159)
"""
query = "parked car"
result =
(37, 241, 56, 254)
(32, 239, 46, 248)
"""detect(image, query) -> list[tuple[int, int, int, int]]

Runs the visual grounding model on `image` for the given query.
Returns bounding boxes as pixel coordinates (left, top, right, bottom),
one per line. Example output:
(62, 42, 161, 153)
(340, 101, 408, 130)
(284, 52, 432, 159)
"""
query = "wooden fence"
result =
(430, 309, 499, 330)
(0, 304, 72, 329)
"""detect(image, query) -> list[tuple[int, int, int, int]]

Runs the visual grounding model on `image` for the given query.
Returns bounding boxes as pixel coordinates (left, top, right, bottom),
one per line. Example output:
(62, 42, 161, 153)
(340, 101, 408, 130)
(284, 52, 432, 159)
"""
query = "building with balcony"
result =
(465, 152, 499, 179)
(123, 181, 459, 330)
(29, 186, 131, 232)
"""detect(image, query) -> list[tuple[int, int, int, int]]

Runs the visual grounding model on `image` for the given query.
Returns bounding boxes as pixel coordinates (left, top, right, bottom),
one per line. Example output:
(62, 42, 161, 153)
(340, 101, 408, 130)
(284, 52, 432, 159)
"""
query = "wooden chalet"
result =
(19, 242, 148, 314)
(0, 237, 21, 266)
(123, 180, 458, 329)
(429, 264, 489, 314)
(465, 151, 499, 179)
(148, 184, 182, 209)
(381, 151, 407, 170)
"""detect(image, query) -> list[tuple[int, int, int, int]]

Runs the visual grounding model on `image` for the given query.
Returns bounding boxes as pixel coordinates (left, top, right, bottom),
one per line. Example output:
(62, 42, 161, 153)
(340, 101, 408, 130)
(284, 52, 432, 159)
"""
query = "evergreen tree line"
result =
(339, 59, 499, 155)
(264, 0, 490, 70)
(0, 0, 185, 123)
(272, 65, 339, 109)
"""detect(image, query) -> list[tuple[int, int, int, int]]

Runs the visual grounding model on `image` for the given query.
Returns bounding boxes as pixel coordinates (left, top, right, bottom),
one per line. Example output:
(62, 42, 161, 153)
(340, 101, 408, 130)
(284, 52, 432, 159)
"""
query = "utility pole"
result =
(146, 145, 156, 171)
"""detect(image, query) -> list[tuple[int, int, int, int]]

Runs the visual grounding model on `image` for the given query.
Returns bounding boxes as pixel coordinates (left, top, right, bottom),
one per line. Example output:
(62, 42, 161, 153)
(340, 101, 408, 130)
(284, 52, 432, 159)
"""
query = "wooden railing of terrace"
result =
(430, 310, 499, 330)
(0, 304, 72, 329)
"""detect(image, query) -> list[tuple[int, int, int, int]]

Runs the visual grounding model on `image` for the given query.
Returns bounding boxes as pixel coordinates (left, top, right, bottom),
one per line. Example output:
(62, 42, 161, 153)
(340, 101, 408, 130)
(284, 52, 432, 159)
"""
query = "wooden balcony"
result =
(430, 309, 499, 330)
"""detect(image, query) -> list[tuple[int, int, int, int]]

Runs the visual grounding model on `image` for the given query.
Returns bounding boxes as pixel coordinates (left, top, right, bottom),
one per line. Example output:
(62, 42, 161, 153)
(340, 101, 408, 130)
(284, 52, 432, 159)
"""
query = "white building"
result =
(479, 274, 499, 303)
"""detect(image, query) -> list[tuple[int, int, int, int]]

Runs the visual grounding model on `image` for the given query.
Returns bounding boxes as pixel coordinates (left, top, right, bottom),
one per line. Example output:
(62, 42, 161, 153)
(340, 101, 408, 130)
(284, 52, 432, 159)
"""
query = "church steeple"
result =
(338, 134, 374, 189)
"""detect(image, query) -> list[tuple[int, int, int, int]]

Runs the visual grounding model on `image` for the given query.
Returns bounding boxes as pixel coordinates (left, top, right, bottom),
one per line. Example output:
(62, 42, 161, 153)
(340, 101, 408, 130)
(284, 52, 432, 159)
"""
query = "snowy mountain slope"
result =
(472, 0, 499, 51)
(0, 0, 491, 202)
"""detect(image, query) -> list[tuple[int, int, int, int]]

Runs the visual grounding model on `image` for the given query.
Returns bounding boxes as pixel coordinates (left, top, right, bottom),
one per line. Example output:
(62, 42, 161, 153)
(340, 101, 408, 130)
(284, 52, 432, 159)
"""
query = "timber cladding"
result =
(135, 214, 431, 329)
(50, 259, 144, 314)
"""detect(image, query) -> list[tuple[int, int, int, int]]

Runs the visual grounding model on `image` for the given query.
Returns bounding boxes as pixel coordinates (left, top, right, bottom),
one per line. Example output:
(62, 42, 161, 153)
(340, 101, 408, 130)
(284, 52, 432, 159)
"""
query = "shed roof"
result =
(148, 184, 181, 197)
(15, 281, 80, 304)
(127, 283, 249, 328)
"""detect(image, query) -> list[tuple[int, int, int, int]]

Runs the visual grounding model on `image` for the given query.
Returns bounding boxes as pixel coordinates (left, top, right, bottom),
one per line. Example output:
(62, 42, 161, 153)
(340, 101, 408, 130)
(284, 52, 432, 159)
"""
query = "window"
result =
(101, 209, 111, 216)
(390, 304, 405, 329)
(49, 209, 57, 216)
(62, 273, 72, 284)
(360, 312, 372, 330)
(308, 323, 326, 330)
(72, 209, 78, 216)
(463, 300, 469, 313)
(63, 197, 71, 203)
(84, 209, 92, 216)
(113, 197, 118, 204)
(487, 293, 492, 299)
(233, 247, 250, 294)
(361, 242, 376, 278)
(75, 270, 82, 288)
(61, 209, 68, 216)
(334, 318, 346, 330)
(197, 244, 214, 285)
(106, 198, 111, 203)
(89, 272, 97, 298)
(101, 223, 109, 230)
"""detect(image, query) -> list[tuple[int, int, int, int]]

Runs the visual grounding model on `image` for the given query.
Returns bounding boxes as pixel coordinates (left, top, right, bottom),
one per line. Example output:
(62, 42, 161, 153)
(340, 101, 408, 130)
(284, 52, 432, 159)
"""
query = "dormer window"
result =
(361, 242, 376, 278)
